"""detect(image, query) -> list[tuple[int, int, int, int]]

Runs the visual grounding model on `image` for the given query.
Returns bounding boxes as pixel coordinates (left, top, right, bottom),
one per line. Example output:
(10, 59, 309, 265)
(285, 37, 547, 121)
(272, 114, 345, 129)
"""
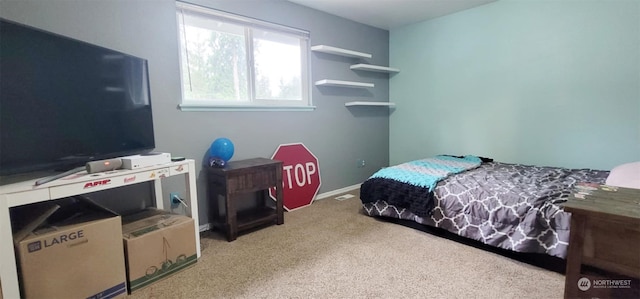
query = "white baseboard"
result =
(315, 183, 361, 200)
(198, 183, 362, 232)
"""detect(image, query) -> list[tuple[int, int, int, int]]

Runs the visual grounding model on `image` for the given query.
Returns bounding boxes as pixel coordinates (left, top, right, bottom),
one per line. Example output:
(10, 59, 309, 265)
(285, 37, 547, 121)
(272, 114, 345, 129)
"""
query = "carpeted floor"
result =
(128, 190, 564, 298)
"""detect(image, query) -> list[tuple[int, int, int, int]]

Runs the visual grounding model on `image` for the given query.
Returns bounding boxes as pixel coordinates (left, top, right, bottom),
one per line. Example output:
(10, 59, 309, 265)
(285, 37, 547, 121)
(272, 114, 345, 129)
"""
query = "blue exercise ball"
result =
(209, 138, 234, 162)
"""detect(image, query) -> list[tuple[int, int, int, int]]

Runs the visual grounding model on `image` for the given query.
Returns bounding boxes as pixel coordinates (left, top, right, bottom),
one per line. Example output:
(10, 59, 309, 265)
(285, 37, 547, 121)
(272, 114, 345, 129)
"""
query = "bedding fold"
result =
(361, 155, 481, 217)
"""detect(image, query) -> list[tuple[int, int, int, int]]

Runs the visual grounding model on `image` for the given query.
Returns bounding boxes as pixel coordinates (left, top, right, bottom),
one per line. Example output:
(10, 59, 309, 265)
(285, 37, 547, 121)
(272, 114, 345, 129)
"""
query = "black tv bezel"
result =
(0, 18, 156, 177)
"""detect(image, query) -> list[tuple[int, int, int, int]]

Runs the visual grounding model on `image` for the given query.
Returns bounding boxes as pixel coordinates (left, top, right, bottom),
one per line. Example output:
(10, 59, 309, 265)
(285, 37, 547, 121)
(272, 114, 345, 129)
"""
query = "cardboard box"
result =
(122, 209, 197, 293)
(13, 197, 126, 299)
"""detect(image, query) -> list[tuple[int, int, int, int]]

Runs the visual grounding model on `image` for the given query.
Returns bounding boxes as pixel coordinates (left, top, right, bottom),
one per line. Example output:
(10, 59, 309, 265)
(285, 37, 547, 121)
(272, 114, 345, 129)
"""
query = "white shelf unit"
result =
(345, 101, 396, 107)
(314, 79, 374, 88)
(312, 44, 397, 108)
(311, 45, 372, 59)
(350, 63, 400, 73)
(0, 160, 201, 299)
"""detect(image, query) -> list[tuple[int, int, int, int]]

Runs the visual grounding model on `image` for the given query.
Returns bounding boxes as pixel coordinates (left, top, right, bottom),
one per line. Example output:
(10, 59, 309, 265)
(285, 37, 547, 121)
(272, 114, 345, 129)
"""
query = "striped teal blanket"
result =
(361, 155, 482, 217)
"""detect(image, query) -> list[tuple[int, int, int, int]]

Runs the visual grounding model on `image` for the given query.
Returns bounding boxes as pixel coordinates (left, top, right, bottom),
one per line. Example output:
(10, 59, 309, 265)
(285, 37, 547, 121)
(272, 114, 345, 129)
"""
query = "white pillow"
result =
(605, 162, 640, 189)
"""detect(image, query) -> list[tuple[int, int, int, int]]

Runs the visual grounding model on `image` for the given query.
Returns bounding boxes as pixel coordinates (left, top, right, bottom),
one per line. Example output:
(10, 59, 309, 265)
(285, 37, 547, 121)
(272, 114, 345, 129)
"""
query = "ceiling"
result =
(286, 0, 497, 30)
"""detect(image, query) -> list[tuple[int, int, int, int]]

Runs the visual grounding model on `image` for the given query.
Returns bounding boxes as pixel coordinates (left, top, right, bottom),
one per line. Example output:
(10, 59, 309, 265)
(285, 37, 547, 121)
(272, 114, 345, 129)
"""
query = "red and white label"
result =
(270, 143, 321, 211)
(83, 179, 111, 189)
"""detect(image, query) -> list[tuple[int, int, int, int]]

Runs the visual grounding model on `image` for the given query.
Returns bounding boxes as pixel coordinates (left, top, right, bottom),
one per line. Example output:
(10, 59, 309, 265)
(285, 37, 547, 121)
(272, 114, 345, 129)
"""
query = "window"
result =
(176, 2, 312, 111)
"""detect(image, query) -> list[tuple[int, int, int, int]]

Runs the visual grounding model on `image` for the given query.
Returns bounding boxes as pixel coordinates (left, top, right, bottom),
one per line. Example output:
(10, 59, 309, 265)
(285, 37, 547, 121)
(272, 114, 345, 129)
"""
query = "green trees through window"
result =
(176, 2, 310, 109)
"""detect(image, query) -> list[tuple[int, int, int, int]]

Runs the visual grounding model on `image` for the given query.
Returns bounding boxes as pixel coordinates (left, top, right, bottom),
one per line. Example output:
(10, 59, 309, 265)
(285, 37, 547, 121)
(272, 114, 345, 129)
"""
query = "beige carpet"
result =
(128, 191, 564, 298)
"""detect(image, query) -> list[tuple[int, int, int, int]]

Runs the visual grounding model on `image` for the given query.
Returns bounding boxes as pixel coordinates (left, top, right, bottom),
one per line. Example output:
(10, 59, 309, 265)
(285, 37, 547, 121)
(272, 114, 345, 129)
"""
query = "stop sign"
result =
(270, 143, 321, 211)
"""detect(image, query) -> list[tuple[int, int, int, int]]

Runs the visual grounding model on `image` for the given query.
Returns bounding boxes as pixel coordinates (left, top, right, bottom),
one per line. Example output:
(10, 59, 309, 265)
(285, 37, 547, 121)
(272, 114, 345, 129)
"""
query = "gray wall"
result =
(390, 0, 639, 170)
(0, 0, 390, 225)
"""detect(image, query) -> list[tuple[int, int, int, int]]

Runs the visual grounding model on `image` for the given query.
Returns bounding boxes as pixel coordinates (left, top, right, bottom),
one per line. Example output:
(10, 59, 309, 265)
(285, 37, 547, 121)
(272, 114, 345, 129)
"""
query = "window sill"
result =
(178, 104, 317, 112)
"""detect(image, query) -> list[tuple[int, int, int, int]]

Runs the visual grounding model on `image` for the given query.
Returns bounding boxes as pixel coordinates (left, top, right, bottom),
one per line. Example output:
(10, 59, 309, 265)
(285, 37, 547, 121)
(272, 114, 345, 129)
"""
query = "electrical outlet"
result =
(357, 159, 366, 168)
(170, 192, 180, 208)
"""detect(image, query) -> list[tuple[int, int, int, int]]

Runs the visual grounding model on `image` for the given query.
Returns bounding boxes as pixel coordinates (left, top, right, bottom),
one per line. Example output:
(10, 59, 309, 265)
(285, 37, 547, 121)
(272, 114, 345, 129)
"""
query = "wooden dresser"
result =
(563, 184, 640, 299)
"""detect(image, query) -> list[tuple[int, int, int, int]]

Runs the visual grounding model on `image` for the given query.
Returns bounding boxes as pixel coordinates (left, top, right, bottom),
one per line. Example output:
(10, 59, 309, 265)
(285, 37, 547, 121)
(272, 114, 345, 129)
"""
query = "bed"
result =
(359, 155, 610, 259)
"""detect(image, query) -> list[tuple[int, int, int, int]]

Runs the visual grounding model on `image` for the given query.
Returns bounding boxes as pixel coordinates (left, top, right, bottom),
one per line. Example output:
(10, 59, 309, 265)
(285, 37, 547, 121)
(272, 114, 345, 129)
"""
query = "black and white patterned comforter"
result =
(361, 161, 609, 258)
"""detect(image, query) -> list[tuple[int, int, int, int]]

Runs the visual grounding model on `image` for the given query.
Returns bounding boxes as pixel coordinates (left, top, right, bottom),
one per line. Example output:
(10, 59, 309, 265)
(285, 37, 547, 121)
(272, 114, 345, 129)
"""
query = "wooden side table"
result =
(207, 158, 283, 241)
(562, 184, 640, 299)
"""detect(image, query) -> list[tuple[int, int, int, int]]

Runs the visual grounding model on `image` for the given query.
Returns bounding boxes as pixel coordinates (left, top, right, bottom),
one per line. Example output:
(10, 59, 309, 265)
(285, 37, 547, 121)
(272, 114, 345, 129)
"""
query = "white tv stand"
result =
(0, 159, 200, 299)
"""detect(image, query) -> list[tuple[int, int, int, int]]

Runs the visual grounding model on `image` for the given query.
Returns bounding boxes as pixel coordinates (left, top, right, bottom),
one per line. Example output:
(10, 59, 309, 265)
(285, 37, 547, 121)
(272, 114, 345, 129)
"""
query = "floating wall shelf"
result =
(350, 64, 400, 73)
(345, 101, 396, 107)
(311, 45, 372, 59)
(314, 79, 374, 88)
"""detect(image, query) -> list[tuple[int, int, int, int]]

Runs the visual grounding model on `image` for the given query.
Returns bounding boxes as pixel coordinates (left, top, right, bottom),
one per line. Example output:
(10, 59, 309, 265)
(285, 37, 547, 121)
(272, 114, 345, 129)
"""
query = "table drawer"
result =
(227, 169, 278, 193)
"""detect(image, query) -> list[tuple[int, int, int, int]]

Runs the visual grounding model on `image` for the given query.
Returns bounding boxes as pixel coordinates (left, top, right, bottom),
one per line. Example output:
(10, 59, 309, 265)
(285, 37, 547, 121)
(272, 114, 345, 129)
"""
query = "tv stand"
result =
(0, 159, 200, 299)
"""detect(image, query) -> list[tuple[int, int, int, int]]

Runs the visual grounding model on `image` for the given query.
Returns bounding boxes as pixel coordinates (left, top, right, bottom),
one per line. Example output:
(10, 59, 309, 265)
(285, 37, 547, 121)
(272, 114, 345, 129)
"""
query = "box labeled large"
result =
(13, 197, 126, 299)
(122, 209, 197, 293)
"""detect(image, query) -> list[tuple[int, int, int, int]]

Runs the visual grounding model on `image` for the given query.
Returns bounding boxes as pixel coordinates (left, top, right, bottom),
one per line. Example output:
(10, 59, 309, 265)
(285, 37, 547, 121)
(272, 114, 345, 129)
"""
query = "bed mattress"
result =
(360, 161, 609, 258)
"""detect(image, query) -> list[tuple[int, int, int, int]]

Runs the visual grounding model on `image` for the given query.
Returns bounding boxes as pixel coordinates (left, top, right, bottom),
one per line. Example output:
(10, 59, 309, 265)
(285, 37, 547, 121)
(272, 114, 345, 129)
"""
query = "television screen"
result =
(0, 19, 155, 176)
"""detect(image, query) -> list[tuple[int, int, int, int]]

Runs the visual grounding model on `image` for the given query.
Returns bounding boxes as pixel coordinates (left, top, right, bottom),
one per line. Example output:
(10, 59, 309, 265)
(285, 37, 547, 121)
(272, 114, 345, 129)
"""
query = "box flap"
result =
(13, 204, 60, 243)
(74, 195, 120, 216)
(122, 212, 192, 239)
(13, 196, 119, 243)
(121, 208, 167, 225)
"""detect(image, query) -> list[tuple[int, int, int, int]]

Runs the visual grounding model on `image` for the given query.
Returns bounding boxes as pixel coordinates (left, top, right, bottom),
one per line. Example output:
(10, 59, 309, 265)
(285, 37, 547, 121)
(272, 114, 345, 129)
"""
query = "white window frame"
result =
(176, 2, 314, 111)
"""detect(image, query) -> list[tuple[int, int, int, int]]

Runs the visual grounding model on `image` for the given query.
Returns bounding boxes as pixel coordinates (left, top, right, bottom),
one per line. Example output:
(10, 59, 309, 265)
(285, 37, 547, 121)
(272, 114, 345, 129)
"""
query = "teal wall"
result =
(390, 0, 640, 170)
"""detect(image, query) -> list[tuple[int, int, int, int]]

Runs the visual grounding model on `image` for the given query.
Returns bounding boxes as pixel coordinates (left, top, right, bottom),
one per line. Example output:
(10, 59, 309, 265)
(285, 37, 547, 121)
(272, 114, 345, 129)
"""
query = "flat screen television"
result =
(0, 19, 155, 177)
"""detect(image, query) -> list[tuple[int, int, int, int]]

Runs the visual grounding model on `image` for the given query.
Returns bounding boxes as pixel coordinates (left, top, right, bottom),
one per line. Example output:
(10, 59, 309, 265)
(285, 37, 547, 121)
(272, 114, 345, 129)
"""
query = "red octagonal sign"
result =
(270, 143, 321, 211)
